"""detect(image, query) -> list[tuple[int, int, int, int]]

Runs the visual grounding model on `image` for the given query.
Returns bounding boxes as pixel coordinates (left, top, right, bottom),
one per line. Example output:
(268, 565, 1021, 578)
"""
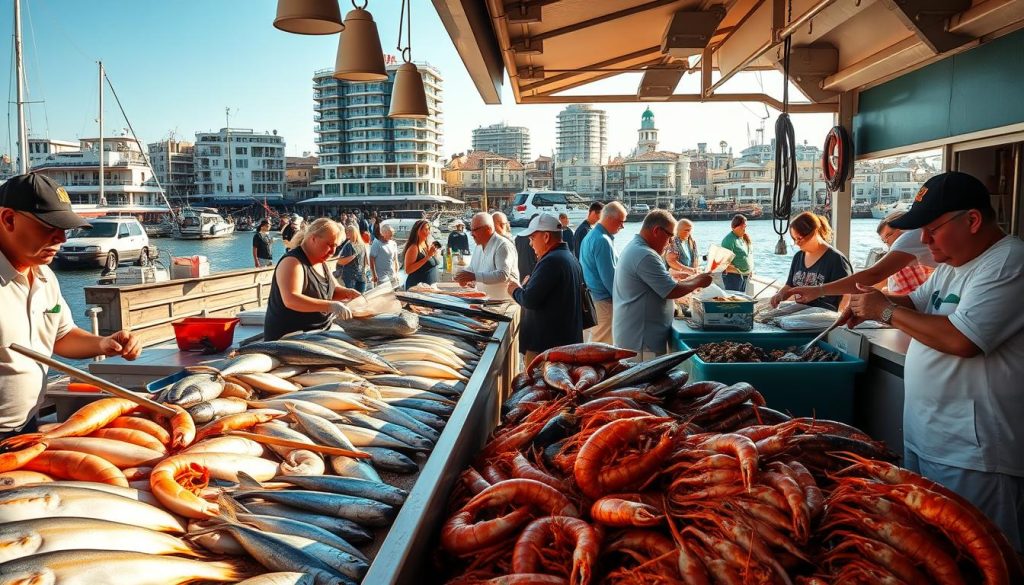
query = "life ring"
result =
(822, 125, 852, 192)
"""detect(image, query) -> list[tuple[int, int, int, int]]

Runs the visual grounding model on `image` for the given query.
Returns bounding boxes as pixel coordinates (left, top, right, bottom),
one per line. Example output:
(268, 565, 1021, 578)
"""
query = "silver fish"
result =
(290, 371, 368, 387)
(333, 422, 417, 451)
(251, 423, 317, 458)
(0, 550, 242, 585)
(233, 489, 395, 527)
(0, 485, 184, 533)
(582, 349, 698, 396)
(359, 398, 441, 442)
(337, 412, 434, 452)
(187, 397, 248, 424)
(202, 353, 280, 378)
(236, 573, 315, 585)
(382, 397, 455, 417)
(0, 517, 198, 563)
(274, 475, 407, 508)
(308, 337, 400, 374)
(337, 311, 419, 339)
(358, 447, 419, 474)
(394, 405, 448, 431)
(417, 314, 492, 343)
(163, 373, 224, 407)
(288, 407, 380, 482)
(237, 340, 360, 367)
(363, 374, 461, 397)
(239, 501, 373, 543)
(374, 386, 456, 404)
(268, 365, 309, 379)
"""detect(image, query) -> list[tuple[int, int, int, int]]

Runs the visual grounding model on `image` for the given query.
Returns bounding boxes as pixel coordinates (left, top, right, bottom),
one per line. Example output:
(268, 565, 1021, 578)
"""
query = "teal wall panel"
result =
(854, 29, 1024, 156)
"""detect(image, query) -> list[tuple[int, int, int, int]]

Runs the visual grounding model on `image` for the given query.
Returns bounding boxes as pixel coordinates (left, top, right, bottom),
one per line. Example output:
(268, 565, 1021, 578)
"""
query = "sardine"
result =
(233, 489, 395, 527)
(336, 311, 419, 339)
(359, 398, 441, 442)
(390, 360, 468, 381)
(288, 407, 380, 482)
(337, 412, 434, 451)
(163, 373, 224, 407)
(394, 405, 448, 430)
(333, 423, 417, 451)
(417, 314, 492, 343)
(187, 397, 248, 424)
(237, 340, 361, 367)
(582, 349, 698, 396)
(239, 502, 373, 543)
(363, 374, 461, 397)
(236, 573, 315, 585)
(0, 550, 243, 585)
(251, 423, 317, 458)
(0, 517, 197, 563)
(203, 353, 280, 378)
(0, 485, 184, 532)
(253, 530, 367, 581)
(274, 475, 407, 507)
(358, 447, 419, 474)
(395, 290, 512, 322)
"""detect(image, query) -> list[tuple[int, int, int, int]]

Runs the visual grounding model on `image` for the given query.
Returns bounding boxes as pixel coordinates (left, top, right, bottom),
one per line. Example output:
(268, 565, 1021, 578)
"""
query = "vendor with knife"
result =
(844, 172, 1024, 552)
(263, 217, 362, 341)
(0, 174, 141, 439)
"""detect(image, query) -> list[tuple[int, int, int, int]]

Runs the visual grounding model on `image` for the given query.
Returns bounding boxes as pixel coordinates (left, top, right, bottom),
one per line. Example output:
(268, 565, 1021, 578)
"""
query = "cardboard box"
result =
(115, 266, 170, 285)
(172, 255, 210, 279)
(691, 293, 755, 331)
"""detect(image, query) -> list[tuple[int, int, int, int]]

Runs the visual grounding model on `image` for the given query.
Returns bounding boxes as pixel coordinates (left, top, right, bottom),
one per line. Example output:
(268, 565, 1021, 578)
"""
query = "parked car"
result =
(633, 203, 651, 213)
(509, 190, 591, 227)
(56, 216, 153, 270)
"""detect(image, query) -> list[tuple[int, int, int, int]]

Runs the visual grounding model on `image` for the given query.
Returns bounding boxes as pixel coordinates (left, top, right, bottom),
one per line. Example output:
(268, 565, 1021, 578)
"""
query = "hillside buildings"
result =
(472, 123, 531, 162)
(555, 104, 606, 196)
(193, 128, 286, 204)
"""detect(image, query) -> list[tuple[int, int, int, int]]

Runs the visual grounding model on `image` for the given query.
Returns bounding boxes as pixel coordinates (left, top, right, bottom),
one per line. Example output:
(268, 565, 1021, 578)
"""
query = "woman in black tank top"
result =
(264, 218, 362, 341)
(403, 219, 441, 290)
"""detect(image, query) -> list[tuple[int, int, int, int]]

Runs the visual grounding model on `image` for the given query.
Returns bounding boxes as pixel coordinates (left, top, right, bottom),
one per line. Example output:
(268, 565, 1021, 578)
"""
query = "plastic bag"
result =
(705, 244, 735, 273)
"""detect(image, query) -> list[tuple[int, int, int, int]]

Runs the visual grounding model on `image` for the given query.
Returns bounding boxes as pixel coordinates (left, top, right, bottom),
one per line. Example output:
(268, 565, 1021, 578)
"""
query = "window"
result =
(118, 223, 130, 238)
(235, 147, 248, 155)
(128, 223, 143, 236)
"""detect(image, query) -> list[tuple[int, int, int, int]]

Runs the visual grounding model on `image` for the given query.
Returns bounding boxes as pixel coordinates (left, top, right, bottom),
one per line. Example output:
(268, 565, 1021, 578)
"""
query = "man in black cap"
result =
(0, 174, 141, 439)
(846, 171, 1024, 553)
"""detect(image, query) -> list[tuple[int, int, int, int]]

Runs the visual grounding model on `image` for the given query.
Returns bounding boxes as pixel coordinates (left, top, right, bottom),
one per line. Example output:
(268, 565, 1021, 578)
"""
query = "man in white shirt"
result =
(0, 174, 141, 438)
(846, 171, 1024, 553)
(369, 223, 399, 288)
(454, 212, 519, 300)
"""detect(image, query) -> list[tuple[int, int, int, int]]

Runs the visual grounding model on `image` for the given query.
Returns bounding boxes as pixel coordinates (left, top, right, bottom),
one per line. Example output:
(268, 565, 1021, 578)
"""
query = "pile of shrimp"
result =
(434, 342, 1022, 585)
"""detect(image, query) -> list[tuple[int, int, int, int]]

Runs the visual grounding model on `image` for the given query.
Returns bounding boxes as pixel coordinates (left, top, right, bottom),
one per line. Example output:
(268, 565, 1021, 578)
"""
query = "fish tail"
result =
(235, 470, 265, 489)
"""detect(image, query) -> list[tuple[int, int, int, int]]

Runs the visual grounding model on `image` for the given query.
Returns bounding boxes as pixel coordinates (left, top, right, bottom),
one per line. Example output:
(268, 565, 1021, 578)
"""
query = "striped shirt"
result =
(888, 262, 934, 295)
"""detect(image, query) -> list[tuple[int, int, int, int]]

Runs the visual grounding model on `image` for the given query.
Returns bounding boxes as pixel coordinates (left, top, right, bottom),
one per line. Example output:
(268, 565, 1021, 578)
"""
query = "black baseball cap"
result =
(889, 171, 992, 230)
(0, 173, 91, 229)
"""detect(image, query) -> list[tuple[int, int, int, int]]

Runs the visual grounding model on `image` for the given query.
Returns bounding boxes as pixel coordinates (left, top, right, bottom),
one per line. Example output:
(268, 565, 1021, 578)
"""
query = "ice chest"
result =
(171, 317, 239, 352)
(690, 293, 755, 331)
(172, 255, 210, 279)
(673, 331, 866, 423)
(115, 266, 169, 285)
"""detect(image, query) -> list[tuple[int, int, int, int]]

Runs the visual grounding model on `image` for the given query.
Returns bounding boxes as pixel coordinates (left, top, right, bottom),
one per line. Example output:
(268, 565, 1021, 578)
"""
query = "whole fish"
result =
(280, 390, 376, 413)
(221, 494, 367, 562)
(381, 397, 455, 418)
(237, 340, 361, 367)
(0, 485, 184, 532)
(274, 475, 407, 508)
(358, 447, 418, 474)
(364, 374, 461, 397)
(298, 382, 381, 399)
(21, 480, 160, 506)
(582, 349, 697, 396)
(372, 347, 465, 371)
(405, 334, 480, 356)
(395, 290, 512, 322)
(0, 550, 243, 585)
(247, 399, 348, 422)
(268, 365, 309, 379)
(189, 518, 354, 585)
(184, 436, 265, 457)
(334, 423, 417, 451)
(288, 329, 363, 347)
(163, 373, 223, 406)
(337, 412, 434, 451)
(42, 437, 164, 468)
(251, 423, 317, 458)
(417, 315, 492, 343)
(434, 309, 496, 332)
(233, 489, 395, 527)
(0, 517, 198, 563)
(201, 353, 280, 378)
(236, 573, 315, 585)
(307, 337, 400, 374)
(385, 337, 479, 362)
(390, 360, 468, 381)
(291, 371, 369, 388)
(288, 407, 380, 482)
(240, 502, 373, 543)
(337, 311, 419, 339)
(232, 372, 301, 395)
(359, 398, 441, 442)
(394, 405, 448, 430)
(187, 397, 249, 424)
(375, 385, 457, 403)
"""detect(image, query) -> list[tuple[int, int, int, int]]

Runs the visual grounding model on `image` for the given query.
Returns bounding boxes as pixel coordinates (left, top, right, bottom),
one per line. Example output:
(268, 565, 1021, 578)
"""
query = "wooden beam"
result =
(534, 57, 670, 97)
(520, 92, 839, 113)
(518, 45, 664, 94)
(525, 0, 685, 43)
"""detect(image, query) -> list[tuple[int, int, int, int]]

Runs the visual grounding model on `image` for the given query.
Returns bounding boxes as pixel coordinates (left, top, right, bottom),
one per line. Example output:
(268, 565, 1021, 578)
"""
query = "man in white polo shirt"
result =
(846, 171, 1024, 553)
(0, 174, 141, 438)
(454, 212, 519, 300)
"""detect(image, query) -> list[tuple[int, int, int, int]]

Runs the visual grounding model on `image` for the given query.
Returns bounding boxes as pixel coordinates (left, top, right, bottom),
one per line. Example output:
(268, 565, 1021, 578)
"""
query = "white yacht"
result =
(380, 210, 439, 242)
(871, 199, 912, 220)
(177, 207, 235, 239)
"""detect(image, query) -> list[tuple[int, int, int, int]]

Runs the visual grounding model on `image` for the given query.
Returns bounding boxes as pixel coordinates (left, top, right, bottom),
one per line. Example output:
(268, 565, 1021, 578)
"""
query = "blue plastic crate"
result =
(673, 331, 866, 423)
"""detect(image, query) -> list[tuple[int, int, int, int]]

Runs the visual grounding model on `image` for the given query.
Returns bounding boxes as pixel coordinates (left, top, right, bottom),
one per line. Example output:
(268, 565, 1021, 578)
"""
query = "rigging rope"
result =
(771, 4, 798, 255)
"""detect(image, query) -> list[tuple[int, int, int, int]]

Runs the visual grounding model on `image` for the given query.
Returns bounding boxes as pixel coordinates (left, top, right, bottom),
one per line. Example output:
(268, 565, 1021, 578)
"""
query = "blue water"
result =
(53, 218, 886, 332)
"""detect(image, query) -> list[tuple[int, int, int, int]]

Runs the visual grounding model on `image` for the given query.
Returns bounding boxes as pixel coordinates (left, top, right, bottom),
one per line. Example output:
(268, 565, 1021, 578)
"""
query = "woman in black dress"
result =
(403, 219, 441, 289)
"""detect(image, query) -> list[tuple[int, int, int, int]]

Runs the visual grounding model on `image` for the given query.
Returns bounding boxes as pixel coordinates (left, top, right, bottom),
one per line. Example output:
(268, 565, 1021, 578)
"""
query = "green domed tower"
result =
(638, 107, 658, 152)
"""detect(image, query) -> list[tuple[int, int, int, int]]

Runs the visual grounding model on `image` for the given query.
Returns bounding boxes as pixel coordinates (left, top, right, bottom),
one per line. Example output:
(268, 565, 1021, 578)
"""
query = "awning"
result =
(188, 197, 285, 206)
(298, 195, 465, 206)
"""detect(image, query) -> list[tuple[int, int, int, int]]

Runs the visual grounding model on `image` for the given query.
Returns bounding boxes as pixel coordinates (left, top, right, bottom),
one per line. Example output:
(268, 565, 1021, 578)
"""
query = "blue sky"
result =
(2, 0, 835, 160)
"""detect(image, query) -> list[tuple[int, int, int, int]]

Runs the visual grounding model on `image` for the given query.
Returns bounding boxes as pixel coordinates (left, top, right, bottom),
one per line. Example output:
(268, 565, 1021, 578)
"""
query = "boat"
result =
(380, 209, 440, 241)
(143, 219, 175, 238)
(176, 207, 235, 239)
(871, 199, 912, 220)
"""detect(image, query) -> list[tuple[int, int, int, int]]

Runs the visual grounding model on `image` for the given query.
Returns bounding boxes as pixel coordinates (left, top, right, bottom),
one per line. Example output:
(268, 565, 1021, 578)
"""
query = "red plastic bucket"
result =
(171, 317, 240, 352)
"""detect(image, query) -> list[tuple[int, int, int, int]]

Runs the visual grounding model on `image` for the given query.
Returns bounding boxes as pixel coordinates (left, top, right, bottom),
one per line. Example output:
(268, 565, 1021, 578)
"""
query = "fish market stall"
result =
(0, 286, 521, 584)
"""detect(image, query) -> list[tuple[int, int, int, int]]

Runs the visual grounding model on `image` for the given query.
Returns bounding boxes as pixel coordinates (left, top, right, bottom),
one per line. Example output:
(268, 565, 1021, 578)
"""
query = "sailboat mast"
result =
(225, 107, 233, 196)
(99, 61, 104, 205)
(14, 0, 28, 173)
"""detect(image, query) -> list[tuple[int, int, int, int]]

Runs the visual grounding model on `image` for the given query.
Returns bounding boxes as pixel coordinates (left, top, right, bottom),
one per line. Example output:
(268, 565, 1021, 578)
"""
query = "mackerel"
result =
(288, 407, 380, 482)
(582, 349, 698, 396)
(336, 311, 419, 339)
(337, 412, 434, 451)
(233, 489, 395, 527)
(394, 405, 448, 430)
(239, 502, 373, 543)
(237, 340, 361, 367)
(376, 387, 456, 405)
(417, 314, 492, 343)
(359, 447, 419, 473)
(364, 374, 461, 396)
(334, 422, 417, 451)
(361, 398, 441, 442)
(274, 475, 407, 507)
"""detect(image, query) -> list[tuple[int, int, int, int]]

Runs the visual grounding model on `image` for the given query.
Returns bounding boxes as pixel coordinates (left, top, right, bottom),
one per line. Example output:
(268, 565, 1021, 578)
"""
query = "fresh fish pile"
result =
(0, 309, 498, 583)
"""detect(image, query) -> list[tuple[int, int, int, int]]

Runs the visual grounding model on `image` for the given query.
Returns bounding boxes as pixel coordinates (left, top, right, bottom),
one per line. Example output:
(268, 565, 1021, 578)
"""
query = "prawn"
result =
(0, 442, 47, 473)
(526, 343, 636, 372)
(589, 496, 663, 528)
(574, 417, 677, 499)
(511, 516, 600, 585)
(1, 397, 140, 449)
(22, 449, 129, 486)
(105, 415, 172, 447)
(90, 427, 168, 454)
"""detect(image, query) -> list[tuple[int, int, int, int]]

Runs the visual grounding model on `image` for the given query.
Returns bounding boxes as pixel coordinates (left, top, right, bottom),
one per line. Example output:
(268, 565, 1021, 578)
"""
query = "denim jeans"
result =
(344, 278, 366, 293)
(722, 273, 748, 293)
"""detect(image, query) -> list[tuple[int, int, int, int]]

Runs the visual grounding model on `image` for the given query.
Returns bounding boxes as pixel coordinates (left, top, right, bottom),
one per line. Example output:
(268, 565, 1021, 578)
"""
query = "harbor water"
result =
(54, 218, 888, 332)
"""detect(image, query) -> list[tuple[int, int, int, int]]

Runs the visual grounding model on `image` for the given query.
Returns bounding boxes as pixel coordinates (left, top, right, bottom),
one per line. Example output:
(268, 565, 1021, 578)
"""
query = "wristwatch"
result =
(880, 303, 898, 324)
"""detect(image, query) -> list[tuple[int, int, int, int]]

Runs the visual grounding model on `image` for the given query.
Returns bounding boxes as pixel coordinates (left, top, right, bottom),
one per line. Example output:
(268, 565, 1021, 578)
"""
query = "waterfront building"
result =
(739, 139, 821, 165)
(525, 155, 553, 190)
(602, 156, 624, 200)
(472, 122, 530, 162)
(443, 150, 524, 211)
(193, 128, 286, 205)
(555, 104, 606, 196)
(620, 109, 690, 208)
(30, 136, 165, 209)
(285, 155, 322, 203)
(310, 62, 445, 207)
(27, 138, 80, 168)
(147, 139, 195, 202)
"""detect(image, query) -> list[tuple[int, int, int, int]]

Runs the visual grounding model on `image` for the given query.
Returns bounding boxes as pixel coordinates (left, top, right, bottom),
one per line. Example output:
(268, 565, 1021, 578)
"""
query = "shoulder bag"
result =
(580, 282, 598, 329)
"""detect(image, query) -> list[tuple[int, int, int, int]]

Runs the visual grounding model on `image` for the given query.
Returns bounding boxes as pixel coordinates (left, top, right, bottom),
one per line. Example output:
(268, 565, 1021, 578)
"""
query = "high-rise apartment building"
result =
(555, 104, 607, 196)
(147, 139, 195, 201)
(312, 63, 445, 202)
(471, 123, 531, 162)
(193, 128, 286, 203)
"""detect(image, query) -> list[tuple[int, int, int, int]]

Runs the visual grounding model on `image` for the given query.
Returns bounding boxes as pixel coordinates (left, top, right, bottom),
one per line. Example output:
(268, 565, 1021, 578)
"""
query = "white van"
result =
(56, 216, 152, 270)
(509, 190, 591, 227)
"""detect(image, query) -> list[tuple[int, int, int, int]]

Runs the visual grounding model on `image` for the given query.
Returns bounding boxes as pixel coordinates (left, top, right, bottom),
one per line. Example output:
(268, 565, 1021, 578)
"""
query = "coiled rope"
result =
(771, 28, 797, 255)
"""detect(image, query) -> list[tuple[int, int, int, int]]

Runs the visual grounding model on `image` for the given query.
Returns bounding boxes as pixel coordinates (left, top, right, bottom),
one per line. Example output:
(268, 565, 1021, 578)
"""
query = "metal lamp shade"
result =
(273, 0, 344, 35)
(388, 62, 429, 119)
(333, 8, 388, 81)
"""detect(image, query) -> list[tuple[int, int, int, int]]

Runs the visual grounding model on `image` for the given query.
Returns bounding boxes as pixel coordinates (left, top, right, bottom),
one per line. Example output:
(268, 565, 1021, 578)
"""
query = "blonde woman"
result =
(665, 217, 698, 274)
(263, 218, 361, 341)
(335, 224, 368, 292)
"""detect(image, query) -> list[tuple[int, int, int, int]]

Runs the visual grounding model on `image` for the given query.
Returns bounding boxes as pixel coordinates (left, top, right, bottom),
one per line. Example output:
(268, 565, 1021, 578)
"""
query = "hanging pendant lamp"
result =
(274, 0, 344, 35)
(333, 2, 387, 81)
(388, 0, 430, 119)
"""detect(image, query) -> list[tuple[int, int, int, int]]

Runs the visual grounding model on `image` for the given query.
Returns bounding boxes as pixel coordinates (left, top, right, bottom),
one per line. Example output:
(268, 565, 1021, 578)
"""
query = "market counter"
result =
(672, 320, 911, 454)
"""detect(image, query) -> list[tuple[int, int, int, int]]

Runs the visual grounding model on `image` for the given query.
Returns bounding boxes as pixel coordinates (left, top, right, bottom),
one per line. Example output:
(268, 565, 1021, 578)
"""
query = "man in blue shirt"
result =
(614, 210, 712, 358)
(579, 202, 626, 343)
(508, 213, 584, 364)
